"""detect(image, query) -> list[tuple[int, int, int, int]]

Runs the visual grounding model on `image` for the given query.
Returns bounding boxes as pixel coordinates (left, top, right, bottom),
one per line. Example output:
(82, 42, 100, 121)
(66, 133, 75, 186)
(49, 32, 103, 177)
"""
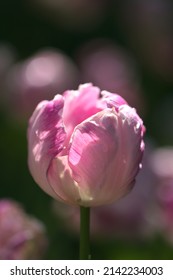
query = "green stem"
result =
(79, 206, 90, 260)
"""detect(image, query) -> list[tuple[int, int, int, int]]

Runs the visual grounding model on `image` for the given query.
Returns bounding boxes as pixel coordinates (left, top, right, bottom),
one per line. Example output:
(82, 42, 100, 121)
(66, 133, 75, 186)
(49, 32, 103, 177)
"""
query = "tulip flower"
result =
(28, 83, 145, 259)
(28, 83, 145, 207)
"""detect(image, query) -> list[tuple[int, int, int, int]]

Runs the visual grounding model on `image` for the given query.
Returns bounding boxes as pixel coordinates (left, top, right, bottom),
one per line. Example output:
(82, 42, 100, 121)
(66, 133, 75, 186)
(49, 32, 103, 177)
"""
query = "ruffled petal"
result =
(27, 95, 66, 198)
(63, 83, 101, 137)
(98, 90, 128, 111)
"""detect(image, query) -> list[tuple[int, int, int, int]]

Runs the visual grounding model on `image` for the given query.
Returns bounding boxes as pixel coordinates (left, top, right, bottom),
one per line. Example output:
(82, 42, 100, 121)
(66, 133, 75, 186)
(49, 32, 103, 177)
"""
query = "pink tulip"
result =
(28, 83, 145, 207)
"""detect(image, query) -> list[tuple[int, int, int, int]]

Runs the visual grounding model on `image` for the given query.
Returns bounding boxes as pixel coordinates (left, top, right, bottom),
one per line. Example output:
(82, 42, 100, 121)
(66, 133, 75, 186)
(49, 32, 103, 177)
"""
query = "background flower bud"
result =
(0, 199, 48, 260)
(76, 39, 145, 115)
(148, 147, 173, 244)
(4, 48, 79, 122)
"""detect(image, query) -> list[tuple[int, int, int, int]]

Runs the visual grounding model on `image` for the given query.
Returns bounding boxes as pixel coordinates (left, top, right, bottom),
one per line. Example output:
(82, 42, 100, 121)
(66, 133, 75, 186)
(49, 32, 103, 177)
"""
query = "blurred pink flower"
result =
(76, 39, 145, 115)
(5, 48, 79, 121)
(150, 147, 173, 179)
(0, 199, 47, 260)
(116, 0, 173, 82)
(28, 83, 145, 207)
(149, 147, 173, 244)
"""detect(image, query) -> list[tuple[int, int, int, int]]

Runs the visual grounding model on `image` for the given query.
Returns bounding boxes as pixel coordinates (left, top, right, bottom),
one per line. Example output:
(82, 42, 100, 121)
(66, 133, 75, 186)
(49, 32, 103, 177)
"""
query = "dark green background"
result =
(1, 0, 173, 259)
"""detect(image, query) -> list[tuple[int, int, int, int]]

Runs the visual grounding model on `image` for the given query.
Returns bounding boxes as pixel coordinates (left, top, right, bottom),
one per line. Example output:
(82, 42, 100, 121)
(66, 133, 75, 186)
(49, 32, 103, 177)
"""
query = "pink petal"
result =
(68, 109, 118, 206)
(62, 83, 101, 138)
(27, 95, 66, 198)
(116, 105, 144, 184)
(47, 156, 82, 205)
(99, 90, 128, 111)
(68, 107, 144, 206)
